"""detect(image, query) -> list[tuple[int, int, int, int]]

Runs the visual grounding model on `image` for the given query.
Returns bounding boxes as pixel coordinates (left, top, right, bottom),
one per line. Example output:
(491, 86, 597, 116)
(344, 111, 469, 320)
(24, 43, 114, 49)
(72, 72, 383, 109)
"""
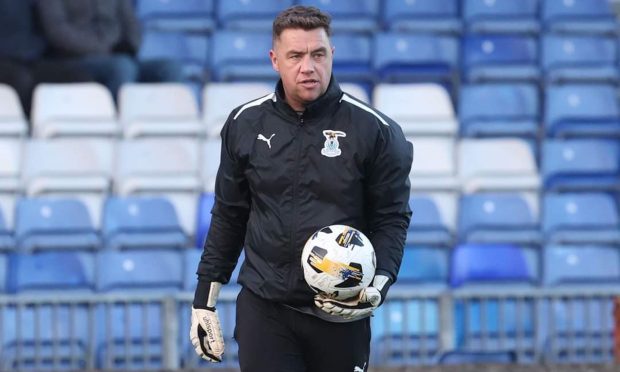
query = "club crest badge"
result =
(321, 130, 346, 158)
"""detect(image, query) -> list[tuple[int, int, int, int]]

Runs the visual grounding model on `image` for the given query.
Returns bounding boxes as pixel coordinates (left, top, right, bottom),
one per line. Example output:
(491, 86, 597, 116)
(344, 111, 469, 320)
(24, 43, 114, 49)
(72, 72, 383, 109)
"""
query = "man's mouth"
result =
(300, 79, 319, 87)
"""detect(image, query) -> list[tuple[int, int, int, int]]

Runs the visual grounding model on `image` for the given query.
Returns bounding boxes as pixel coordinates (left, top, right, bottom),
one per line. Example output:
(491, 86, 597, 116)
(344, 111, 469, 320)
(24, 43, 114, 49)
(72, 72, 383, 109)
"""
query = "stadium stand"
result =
(2, 0, 620, 369)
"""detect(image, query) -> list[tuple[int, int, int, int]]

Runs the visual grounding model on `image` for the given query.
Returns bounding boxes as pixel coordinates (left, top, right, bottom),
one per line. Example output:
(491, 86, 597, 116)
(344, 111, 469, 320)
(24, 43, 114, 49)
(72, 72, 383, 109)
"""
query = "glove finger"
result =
(197, 325, 223, 362)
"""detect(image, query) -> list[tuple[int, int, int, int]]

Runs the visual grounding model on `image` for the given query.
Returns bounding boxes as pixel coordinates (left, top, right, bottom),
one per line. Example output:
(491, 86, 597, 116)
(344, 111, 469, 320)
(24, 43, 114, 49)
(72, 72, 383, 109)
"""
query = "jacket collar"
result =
(274, 75, 342, 122)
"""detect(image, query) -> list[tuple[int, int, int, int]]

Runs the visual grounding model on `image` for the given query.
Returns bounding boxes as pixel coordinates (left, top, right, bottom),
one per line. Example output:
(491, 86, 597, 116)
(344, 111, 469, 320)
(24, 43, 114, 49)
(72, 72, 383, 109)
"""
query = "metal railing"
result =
(0, 287, 619, 371)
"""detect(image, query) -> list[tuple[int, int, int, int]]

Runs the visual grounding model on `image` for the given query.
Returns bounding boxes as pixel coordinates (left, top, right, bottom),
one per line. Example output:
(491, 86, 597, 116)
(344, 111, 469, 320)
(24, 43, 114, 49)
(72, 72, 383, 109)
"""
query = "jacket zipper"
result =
(288, 114, 304, 294)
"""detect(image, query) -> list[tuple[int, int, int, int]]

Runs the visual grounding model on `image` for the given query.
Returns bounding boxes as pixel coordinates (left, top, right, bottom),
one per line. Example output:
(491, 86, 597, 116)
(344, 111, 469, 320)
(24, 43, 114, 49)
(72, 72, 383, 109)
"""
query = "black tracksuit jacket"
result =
(195, 77, 413, 308)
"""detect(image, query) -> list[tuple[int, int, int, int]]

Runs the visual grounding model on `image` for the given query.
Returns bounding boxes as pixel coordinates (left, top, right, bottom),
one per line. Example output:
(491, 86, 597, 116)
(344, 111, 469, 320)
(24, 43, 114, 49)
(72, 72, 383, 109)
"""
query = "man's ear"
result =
(269, 49, 279, 72)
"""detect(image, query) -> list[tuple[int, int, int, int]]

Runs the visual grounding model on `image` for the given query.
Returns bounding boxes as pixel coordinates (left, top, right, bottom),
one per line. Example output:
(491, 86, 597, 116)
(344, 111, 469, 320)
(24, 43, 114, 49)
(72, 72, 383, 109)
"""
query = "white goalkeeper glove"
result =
(314, 274, 392, 320)
(190, 282, 225, 362)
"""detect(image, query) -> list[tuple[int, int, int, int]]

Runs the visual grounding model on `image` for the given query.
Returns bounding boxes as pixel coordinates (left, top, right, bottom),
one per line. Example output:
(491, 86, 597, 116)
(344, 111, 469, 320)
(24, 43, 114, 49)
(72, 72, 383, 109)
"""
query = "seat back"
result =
(120, 83, 199, 122)
(544, 244, 620, 285)
(0, 84, 27, 136)
(450, 244, 538, 287)
(217, 0, 294, 30)
(96, 250, 184, 292)
(7, 251, 95, 293)
(460, 84, 538, 124)
(543, 193, 619, 234)
(0, 139, 22, 192)
(103, 196, 185, 238)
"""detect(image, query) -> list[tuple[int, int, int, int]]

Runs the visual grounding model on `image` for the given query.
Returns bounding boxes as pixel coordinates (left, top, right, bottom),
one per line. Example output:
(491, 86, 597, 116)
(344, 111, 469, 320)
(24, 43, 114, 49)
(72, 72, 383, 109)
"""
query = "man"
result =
(191, 6, 413, 372)
(0, 0, 91, 117)
(35, 0, 183, 98)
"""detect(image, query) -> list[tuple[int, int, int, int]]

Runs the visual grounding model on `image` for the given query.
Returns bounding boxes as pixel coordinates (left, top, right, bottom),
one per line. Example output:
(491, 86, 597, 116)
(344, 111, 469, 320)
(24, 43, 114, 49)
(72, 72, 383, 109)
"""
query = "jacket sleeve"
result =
(194, 113, 250, 304)
(116, 0, 141, 55)
(365, 122, 413, 283)
(35, 0, 110, 56)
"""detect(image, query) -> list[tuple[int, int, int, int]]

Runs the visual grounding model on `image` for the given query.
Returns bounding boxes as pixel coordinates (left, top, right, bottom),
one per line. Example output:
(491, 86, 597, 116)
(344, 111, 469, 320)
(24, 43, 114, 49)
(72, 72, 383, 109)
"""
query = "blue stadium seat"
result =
(542, 193, 620, 245)
(136, 0, 215, 32)
(407, 196, 452, 247)
(2, 252, 94, 369)
(0, 206, 14, 251)
(451, 244, 538, 361)
(217, 0, 294, 31)
(194, 192, 215, 248)
(459, 84, 539, 138)
(458, 193, 541, 245)
(398, 246, 448, 286)
(96, 250, 184, 292)
(0, 254, 6, 292)
(542, 0, 618, 35)
(330, 33, 374, 86)
(7, 251, 95, 293)
(463, 35, 539, 82)
(545, 84, 620, 137)
(103, 196, 188, 251)
(298, 0, 379, 33)
(542, 35, 618, 84)
(2, 304, 91, 371)
(15, 198, 100, 252)
(139, 30, 209, 81)
(371, 298, 441, 365)
(544, 244, 620, 286)
(450, 244, 539, 288)
(463, 0, 539, 34)
(439, 350, 517, 364)
(373, 32, 458, 84)
(95, 250, 184, 369)
(210, 31, 277, 82)
(382, 0, 461, 34)
(542, 139, 620, 192)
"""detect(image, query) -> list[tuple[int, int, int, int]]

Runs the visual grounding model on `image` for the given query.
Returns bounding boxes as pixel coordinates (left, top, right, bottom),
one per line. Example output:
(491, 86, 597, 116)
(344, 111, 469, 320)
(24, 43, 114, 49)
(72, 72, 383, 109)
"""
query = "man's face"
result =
(270, 27, 334, 112)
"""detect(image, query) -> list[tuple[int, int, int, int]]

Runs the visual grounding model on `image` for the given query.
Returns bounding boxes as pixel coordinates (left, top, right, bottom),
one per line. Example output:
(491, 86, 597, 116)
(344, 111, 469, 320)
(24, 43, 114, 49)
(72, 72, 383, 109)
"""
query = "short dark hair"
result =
(272, 5, 331, 43)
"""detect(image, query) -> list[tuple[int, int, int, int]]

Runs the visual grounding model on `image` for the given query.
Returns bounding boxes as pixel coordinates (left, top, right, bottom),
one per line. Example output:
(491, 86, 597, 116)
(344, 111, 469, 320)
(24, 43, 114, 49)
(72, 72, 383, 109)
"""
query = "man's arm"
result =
(35, 0, 110, 56)
(365, 120, 413, 284)
(193, 112, 250, 306)
(116, 0, 142, 55)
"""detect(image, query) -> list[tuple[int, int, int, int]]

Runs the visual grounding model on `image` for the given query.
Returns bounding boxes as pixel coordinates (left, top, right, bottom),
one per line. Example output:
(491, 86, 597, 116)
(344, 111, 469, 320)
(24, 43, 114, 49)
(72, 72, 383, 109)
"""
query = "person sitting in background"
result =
(0, 0, 92, 117)
(35, 0, 184, 98)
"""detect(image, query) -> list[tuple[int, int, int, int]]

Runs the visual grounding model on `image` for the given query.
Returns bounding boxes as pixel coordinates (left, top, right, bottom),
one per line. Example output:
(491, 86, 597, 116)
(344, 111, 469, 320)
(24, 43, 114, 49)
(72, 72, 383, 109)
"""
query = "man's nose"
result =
(300, 54, 314, 73)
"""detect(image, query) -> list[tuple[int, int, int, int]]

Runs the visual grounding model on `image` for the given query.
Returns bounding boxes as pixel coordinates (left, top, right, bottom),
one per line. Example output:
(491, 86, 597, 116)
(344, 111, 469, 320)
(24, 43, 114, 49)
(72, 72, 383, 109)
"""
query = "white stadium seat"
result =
(408, 137, 458, 192)
(340, 82, 370, 103)
(373, 83, 457, 136)
(458, 138, 540, 193)
(203, 82, 273, 138)
(0, 84, 28, 137)
(0, 139, 22, 193)
(201, 138, 221, 193)
(119, 83, 203, 138)
(31, 83, 119, 138)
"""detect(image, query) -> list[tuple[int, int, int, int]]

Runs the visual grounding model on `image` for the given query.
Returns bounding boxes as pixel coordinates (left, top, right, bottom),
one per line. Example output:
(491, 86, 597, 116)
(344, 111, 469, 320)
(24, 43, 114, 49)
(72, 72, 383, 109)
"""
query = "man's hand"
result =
(190, 306, 225, 362)
(314, 274, 392, 320)
(190, 282, 224, 362)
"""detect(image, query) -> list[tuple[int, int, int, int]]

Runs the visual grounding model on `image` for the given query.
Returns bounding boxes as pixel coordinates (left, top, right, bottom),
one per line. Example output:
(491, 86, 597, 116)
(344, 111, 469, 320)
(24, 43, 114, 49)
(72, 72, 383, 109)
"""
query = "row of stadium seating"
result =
(140, 30, 620, 86)
(0, 191, 617, 253)
(0, 242, 616, 294)
(134, 0, 619, 35)
(2, 81, 620, 139)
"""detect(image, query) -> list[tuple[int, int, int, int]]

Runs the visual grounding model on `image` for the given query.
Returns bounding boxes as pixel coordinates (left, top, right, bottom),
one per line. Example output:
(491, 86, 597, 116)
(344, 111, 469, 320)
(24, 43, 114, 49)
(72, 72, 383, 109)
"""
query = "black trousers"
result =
(235, 287, 371, 372)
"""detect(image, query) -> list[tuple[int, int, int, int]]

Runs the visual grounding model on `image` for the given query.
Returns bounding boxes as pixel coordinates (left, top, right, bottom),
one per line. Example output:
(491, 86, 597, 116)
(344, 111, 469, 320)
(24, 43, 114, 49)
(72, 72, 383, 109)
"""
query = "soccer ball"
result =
(301, 225, 376, 301)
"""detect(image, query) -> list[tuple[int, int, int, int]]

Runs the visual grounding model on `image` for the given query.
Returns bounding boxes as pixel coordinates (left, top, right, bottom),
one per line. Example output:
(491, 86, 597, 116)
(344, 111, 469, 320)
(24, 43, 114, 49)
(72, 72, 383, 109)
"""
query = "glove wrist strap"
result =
(193, 281, 222, 309)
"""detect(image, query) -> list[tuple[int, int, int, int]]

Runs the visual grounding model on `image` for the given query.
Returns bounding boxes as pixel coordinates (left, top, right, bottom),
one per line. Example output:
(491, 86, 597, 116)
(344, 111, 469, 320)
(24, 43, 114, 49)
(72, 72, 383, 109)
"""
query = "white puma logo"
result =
(257, 133, 275, 149)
